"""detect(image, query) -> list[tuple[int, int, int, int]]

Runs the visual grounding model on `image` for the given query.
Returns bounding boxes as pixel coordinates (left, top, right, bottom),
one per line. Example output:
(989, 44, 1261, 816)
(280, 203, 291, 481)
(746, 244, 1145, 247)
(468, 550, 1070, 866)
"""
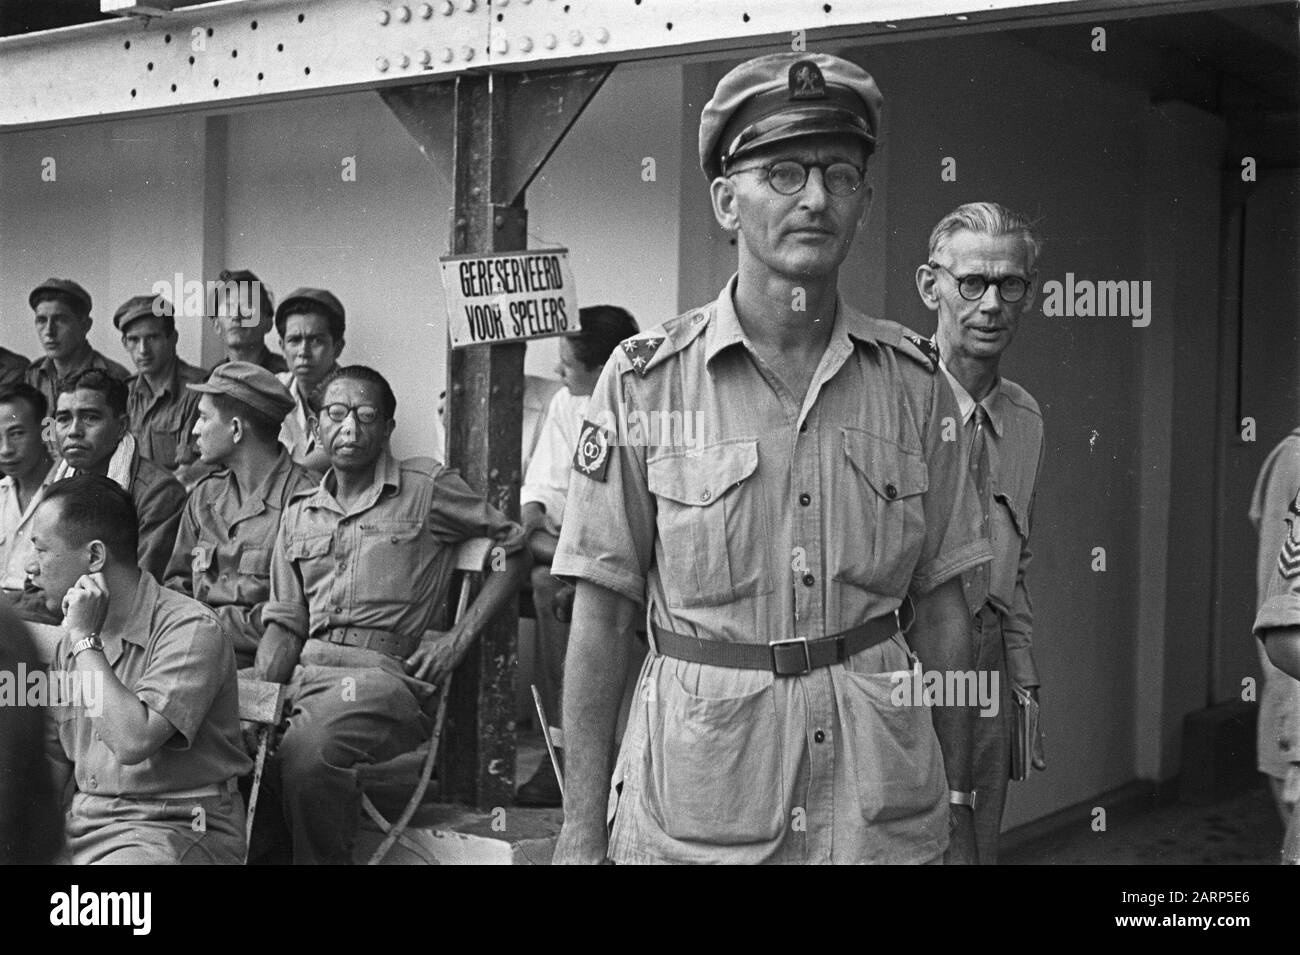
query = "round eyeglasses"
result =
(322, 403, 382, 425)
(929, 263, 1031, 303)
(727, 160, 866, 197)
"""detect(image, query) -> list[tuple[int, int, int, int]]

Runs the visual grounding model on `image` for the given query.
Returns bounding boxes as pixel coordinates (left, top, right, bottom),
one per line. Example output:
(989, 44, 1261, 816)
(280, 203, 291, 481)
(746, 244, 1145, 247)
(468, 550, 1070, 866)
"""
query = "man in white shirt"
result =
(516, 305, 639, 807)
(0, 383, 55, 601)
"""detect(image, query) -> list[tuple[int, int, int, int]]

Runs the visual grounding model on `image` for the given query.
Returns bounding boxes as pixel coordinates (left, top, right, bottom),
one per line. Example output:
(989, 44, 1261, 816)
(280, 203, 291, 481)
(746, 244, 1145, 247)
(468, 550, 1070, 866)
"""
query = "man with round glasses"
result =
(915, 201, 1047, 863)
(552, 53, 992, 864)
(251, 365, 528, 864)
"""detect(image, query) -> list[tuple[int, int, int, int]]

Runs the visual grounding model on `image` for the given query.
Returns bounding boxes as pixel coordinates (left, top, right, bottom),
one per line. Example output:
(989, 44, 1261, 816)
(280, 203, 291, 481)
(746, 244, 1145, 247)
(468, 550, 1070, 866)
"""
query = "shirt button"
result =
(802, 573, 815, 587)
(701, 490, 712, 502)
(332, 605, 342, 614)
(814, 730, 826, 744)
(89, 776, 97, 789)
(799, 493, 811, 506)
(885, 483, 898, 499)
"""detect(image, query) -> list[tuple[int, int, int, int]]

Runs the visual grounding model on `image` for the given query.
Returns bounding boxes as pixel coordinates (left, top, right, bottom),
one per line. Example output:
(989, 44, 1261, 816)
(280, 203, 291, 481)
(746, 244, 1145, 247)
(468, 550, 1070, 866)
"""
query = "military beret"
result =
(113, 293, 174, 331)
(275, 287, 345, 327)
(699, 52, 882, 181)
(187, 360, 296, 422)
(29, 278, 92, 315)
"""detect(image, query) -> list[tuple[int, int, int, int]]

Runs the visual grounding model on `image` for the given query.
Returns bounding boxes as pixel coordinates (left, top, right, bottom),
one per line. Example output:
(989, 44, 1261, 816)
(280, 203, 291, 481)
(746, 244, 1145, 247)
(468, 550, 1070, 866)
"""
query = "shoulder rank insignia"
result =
(621, 336, 665, 376)
(1280, 497, 1300, 579)
(904, 333, 940, 370)
(572, 419, 612, 483)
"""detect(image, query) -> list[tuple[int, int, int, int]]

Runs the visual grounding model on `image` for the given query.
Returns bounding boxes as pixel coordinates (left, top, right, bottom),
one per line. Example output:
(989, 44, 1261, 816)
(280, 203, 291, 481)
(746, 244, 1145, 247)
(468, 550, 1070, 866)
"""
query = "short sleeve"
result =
(910, 373, 992, 595)
(551, 356, 656, 605)
(427, 467, 526, 556)
(132, 614, 229, 748)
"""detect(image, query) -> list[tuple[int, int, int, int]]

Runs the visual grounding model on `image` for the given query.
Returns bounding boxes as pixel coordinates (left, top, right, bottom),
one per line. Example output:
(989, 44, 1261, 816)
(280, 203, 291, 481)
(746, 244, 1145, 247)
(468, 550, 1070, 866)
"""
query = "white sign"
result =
(439, 248, 577, 348)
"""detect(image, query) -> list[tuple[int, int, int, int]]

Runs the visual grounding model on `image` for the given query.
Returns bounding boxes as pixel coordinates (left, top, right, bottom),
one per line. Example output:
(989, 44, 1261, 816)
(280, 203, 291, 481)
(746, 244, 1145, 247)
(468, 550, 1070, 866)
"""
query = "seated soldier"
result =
(252, 365, 528, 864)
(207, 269, 288, 375)
(275, 288, 346, 476)
(26, 278, 130, 419)
(0, 383, 55, 603)
(115, 294, 208, 489)
(51, 369, 186, 582)
(35, 475, 250, 864)
(163, 362, 313, 670)
(517, 305, 639, 807)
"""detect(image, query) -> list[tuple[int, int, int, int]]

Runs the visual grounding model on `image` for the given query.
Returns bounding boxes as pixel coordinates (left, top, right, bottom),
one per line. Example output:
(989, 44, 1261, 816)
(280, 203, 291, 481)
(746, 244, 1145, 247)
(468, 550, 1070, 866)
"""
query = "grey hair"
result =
(927, 201, 1042, 270)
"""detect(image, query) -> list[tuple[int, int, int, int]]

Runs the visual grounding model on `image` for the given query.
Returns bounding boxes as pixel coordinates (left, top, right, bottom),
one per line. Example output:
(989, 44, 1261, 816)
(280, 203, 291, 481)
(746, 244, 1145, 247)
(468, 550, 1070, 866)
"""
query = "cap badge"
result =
(789, 60, 826, 100)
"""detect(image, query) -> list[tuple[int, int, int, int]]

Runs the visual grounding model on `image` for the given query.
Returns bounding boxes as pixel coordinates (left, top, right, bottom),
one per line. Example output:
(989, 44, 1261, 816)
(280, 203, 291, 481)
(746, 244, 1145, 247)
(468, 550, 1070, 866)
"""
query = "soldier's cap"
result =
(699, 52, 882, 181)
(29, 278, 92, 315)
(187, 360, 296, 421)
(113, 293, 175, 332)
(215, 268, 275, 319)
(275, 287, 345, 325)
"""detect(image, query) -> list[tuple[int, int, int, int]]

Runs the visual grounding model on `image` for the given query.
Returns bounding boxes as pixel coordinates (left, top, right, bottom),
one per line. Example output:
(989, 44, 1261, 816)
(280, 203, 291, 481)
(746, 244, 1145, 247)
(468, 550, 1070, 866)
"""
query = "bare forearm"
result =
(72, 652, 162, 763)
(555, 582, 635, 863)
(1263, 626, 1300, 680)
(256, 622, 302, 683)
(907, 578, 975, 791)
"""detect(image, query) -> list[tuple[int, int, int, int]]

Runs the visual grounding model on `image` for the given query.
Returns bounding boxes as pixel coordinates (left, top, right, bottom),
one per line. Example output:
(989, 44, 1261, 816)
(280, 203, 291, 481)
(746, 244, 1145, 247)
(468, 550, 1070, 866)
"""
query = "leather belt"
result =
(648, 607, 910, 677)
(321, 626, 418, 659)
(148, 778, 238, 801)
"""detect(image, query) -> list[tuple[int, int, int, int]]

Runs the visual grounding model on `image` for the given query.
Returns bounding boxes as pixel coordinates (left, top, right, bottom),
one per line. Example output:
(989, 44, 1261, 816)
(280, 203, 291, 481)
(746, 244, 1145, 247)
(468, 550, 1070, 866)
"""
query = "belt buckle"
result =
(770, 638, 812, 676)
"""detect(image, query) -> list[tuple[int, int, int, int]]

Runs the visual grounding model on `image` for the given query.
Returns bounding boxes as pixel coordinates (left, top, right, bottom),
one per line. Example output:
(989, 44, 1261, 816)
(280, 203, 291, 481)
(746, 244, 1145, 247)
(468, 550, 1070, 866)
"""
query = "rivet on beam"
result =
(494, 36, 509, 54)
(519, 35, 533, 52)
(376, 56, 391, 71)
(379, 9, 391, 25)
(420, 48, 433, 66)
(441, 46, 455, 62)
(463, 0, 477, 11)
(542, 33, 556, 49)
(462, 45, 476, 61)
(399, 53, 411, 68)
(398, 5, 411, 22)
(595, 27, 609, 43)
(441, 0, 455, 14)
(569, 30, 583, 46)
(420, 3, 434, 18)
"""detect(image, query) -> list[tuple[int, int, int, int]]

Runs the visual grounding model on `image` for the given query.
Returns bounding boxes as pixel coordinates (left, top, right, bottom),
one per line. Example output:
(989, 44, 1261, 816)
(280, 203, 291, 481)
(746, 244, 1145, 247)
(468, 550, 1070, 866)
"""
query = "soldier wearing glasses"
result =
(915, 202, 1048, 864)
(552, 53, 991, 864)
(251, 365, 527, 864)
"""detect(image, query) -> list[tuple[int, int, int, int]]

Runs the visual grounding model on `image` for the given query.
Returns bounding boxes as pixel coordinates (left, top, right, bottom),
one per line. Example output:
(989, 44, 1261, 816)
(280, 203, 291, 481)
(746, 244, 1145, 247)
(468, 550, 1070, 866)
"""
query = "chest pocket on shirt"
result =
(647, 439, 769, 608)
(356, 519, 425, 602)
(833, 428, 928, 596)
(286, 533, 333, 568)
(235, 546, 271, 606)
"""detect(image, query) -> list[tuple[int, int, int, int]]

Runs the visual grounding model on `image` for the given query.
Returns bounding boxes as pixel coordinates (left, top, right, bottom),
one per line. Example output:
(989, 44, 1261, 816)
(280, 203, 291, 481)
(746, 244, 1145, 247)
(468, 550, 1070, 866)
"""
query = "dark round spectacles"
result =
(728, 159, 866, 197)
(930, 263, 1031, 303)
(322, 403, 382, 425)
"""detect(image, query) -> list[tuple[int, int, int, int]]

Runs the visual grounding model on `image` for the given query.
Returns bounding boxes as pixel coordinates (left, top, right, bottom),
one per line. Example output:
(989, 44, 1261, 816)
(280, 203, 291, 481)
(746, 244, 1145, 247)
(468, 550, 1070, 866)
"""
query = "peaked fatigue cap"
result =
(29, 278, 92, 315)
(274, 287, 345, 327)
(699, 52, 882, 180)
(113, 293, 174, 331)
(186, 360, 295, 421)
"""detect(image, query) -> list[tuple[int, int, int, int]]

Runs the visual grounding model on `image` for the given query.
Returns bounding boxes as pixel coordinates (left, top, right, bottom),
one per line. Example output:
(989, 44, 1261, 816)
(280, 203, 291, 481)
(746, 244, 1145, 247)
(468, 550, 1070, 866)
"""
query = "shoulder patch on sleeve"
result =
(572, 419, 611, 482)
(621, 336, 666, 376)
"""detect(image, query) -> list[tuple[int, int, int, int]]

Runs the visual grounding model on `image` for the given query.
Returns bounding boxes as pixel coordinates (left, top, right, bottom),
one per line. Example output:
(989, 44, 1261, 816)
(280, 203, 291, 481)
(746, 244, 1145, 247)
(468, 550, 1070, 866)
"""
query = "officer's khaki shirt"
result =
(26, 346, 131, 422)
(46, 572, 252, 797)
(164, 449, 315, 668)
(126, 358, 207, 472)
(940, 363, 1044, 689)
(276, 370, 332, 468)
(1249, 429, 1300, 777)
(263, 449, 525, 643)
(553, 277, 992, 864)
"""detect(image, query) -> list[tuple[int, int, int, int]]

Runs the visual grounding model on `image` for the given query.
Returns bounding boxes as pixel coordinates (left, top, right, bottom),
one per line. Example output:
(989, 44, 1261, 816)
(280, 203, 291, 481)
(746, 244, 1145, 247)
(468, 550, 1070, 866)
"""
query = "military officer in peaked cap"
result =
(552, 52, 992, 864)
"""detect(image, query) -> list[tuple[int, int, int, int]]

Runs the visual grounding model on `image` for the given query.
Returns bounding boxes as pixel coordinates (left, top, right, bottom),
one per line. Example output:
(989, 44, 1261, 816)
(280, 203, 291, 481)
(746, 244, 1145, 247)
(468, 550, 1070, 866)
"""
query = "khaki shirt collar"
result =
(311, 446, 401, 517)
(101, 571, 157, 663)
(939, 356, 1004, 437)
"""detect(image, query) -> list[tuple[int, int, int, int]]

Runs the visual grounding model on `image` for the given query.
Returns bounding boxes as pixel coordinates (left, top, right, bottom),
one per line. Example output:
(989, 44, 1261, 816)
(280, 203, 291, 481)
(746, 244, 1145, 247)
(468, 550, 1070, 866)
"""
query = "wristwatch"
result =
(70, 634, 104, 658)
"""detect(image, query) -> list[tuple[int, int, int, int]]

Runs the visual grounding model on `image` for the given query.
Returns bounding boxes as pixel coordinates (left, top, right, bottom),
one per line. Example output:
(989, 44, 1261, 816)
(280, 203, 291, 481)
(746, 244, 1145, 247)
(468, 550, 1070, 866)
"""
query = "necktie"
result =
(965, 404, 992, 616)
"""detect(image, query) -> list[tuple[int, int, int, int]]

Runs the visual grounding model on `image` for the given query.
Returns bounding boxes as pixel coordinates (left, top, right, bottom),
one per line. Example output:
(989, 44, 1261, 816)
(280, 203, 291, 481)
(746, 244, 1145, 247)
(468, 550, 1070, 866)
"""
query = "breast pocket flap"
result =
(286, 534, 332, 560)
(647, 440, 758, 507)
(842, 429, 928, 502)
